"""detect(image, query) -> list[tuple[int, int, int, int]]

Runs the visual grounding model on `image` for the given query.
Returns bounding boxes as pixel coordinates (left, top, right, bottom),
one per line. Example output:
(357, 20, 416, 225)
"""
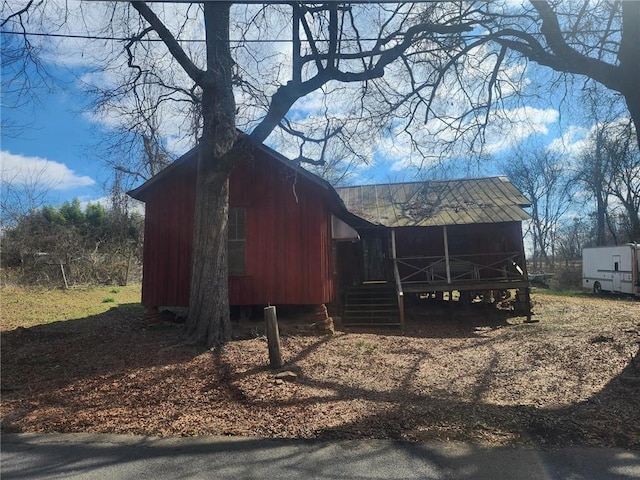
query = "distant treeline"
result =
(1, 199, 143, 287)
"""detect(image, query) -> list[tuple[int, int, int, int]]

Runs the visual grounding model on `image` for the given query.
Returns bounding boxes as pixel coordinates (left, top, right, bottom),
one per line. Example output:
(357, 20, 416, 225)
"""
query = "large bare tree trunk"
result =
(619, 1, 640, 149)
(595, 194, 607, 246)
(184, 3, 236, 348)
(185, 172, 233, 347)
(624, 94, 640, 151)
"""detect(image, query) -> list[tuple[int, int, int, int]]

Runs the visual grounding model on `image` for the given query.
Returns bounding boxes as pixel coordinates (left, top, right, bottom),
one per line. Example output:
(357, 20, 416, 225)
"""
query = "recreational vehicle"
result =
(582, 244, 640, 296)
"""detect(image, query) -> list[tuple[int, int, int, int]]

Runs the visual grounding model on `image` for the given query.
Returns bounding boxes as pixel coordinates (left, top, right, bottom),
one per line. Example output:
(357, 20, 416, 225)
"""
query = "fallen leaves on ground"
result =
(1, 292, 639, 447)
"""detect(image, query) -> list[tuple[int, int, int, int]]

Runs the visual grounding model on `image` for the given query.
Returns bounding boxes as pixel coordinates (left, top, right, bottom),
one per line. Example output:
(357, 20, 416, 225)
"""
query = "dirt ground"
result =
(1, 291, 639, 447)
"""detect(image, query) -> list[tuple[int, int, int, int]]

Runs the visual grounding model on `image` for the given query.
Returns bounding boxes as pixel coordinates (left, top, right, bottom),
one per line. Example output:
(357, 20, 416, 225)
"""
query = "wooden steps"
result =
(342, 283, 401, 327)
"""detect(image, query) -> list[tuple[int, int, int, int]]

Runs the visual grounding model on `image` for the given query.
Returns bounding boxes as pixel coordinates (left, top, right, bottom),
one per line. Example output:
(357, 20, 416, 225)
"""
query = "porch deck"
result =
(389, 250, 532, 326)
(400, 279, 530, 293)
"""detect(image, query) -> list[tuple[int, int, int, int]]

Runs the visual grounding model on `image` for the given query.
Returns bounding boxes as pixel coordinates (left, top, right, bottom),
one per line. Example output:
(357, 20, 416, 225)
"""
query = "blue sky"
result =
(2, 65, 574, 210)
(1, 101, 549, 203)
(2, 69, 109, 207)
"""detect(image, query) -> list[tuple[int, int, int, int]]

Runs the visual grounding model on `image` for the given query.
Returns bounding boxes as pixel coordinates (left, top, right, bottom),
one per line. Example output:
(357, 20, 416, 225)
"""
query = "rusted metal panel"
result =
(336, 177, 531, 227)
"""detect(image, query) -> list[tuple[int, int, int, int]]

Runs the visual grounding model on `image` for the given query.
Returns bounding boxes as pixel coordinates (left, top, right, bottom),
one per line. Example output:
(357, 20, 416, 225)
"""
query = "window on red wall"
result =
(228, 208, 246, 275)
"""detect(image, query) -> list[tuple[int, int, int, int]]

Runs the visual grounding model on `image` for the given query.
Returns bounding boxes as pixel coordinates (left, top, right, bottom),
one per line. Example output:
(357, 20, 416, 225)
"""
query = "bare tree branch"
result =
(129, 1, 205, 86)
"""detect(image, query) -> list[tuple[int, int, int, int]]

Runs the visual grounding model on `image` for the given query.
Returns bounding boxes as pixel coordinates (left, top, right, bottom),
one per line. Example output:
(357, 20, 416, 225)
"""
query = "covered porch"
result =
(334, 178, 533, 327)
(393, 222, 529, 291)
(336, 223, 531, 327)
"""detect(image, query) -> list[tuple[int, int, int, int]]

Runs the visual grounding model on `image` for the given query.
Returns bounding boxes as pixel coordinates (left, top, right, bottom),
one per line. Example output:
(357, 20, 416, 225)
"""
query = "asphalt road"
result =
(2, 433, 639, 480)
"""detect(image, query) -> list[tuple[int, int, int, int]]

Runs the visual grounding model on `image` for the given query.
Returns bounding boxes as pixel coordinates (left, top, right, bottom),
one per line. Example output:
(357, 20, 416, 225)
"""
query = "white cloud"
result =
(483, 106, 560, 154)
(547, 125, 590, 157)
(375, 105, 559, 174)
(546, 116, 635, 163)
(0, 151, 95, 190)
(7, 1, 583, 186)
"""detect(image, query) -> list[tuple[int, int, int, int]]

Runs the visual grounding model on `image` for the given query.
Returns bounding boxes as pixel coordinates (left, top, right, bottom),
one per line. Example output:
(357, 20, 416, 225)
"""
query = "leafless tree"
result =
(555, 217, 591, 266)
(113, 2, 486, 346)
(502, 143, 574, 270)
(4, 1, 639, 347)
(101, 107, 174, 191)
(0, 161, 55, 227)
(483, 0, 640, 150)
(575, 126, 611, 246)
(602, 122, 640, 241)
(1, 0, 62, 137)
(576, 120, 640, 245)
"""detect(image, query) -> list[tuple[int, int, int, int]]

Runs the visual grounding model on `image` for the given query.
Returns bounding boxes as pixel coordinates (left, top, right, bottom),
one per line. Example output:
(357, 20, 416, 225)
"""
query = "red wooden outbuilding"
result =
(128, 141, 362, 316)
(130, 143, 533, 327)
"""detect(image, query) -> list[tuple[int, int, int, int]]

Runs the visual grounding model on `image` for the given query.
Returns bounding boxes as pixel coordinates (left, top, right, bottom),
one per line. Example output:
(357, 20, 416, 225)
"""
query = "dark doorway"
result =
(362, 235, 387, 281)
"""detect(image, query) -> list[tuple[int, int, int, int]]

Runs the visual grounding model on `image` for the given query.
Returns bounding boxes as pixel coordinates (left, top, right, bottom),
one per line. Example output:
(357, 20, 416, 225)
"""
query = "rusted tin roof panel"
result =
(336, 177, 531, 227)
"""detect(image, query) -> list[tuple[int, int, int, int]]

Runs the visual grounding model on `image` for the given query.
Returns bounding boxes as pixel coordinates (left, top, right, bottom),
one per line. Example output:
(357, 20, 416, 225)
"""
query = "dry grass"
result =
(1, 286, 639, 447)
(0, 284, 142, 331)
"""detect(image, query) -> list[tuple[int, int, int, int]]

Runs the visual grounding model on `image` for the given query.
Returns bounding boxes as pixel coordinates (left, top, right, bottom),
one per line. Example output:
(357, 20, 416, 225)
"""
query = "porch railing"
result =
(396, 251, 526, 285)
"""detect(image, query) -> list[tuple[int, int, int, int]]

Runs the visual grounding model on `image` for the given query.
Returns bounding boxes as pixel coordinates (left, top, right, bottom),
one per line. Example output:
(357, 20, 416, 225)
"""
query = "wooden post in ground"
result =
(264, 306, 283, 369)
(123, 249, 133, 286)
(59, 261, 69, 290)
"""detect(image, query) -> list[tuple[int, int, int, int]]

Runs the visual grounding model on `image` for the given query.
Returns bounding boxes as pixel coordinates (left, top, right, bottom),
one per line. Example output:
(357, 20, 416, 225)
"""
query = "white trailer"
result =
(582, 243, 640, 296)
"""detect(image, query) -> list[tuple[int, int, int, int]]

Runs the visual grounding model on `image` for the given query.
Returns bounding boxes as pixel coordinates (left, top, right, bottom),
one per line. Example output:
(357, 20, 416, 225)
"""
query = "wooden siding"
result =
(228, 152, 334, 305)
(141, 159, 196, 308)
(140, 150, 335, 308)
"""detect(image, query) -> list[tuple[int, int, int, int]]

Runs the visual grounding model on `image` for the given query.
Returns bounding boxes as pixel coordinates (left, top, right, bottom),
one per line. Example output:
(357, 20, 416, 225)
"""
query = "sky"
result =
(0, 1, 618, 214)
(1, 67, 571, 209)
(2, 78, 102, 206)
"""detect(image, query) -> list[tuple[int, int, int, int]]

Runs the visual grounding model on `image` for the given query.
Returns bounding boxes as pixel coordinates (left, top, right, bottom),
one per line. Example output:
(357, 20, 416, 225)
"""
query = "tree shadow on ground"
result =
(217, 330, 640, 448)
(321, 351, 638, 447)
(2, 301, 638, 449)
(0, 304, 205, 423)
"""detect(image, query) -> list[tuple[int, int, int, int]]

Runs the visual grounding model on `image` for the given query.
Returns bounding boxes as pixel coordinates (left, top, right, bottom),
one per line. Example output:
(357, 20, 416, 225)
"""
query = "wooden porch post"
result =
(391, 229, 405, 331)
(391, 228, 397, 260)
(443, 226, 451, 284)
(516, 223, 536, 323)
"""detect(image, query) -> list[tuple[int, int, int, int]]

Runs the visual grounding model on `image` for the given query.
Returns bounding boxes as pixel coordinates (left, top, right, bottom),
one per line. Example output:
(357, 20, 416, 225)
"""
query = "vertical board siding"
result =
(141, 161, 196, 308)
(228, 152, 334, 305)
(141, 150, 335, 308)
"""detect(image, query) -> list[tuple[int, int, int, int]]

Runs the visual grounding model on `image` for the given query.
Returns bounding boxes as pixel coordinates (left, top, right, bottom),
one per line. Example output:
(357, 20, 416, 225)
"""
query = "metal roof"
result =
(335, 177, 531, 227)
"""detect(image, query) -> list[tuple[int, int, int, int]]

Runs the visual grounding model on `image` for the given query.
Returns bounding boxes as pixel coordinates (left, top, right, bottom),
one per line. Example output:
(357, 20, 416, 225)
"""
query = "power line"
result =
(0, 29, 622, 44)
(0, 30, 289, 43)
(0, 29, 482, 43)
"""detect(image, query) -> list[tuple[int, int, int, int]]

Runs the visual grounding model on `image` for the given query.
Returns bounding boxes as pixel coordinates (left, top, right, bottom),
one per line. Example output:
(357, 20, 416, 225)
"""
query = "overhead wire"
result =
(0, 28, 622, 44)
